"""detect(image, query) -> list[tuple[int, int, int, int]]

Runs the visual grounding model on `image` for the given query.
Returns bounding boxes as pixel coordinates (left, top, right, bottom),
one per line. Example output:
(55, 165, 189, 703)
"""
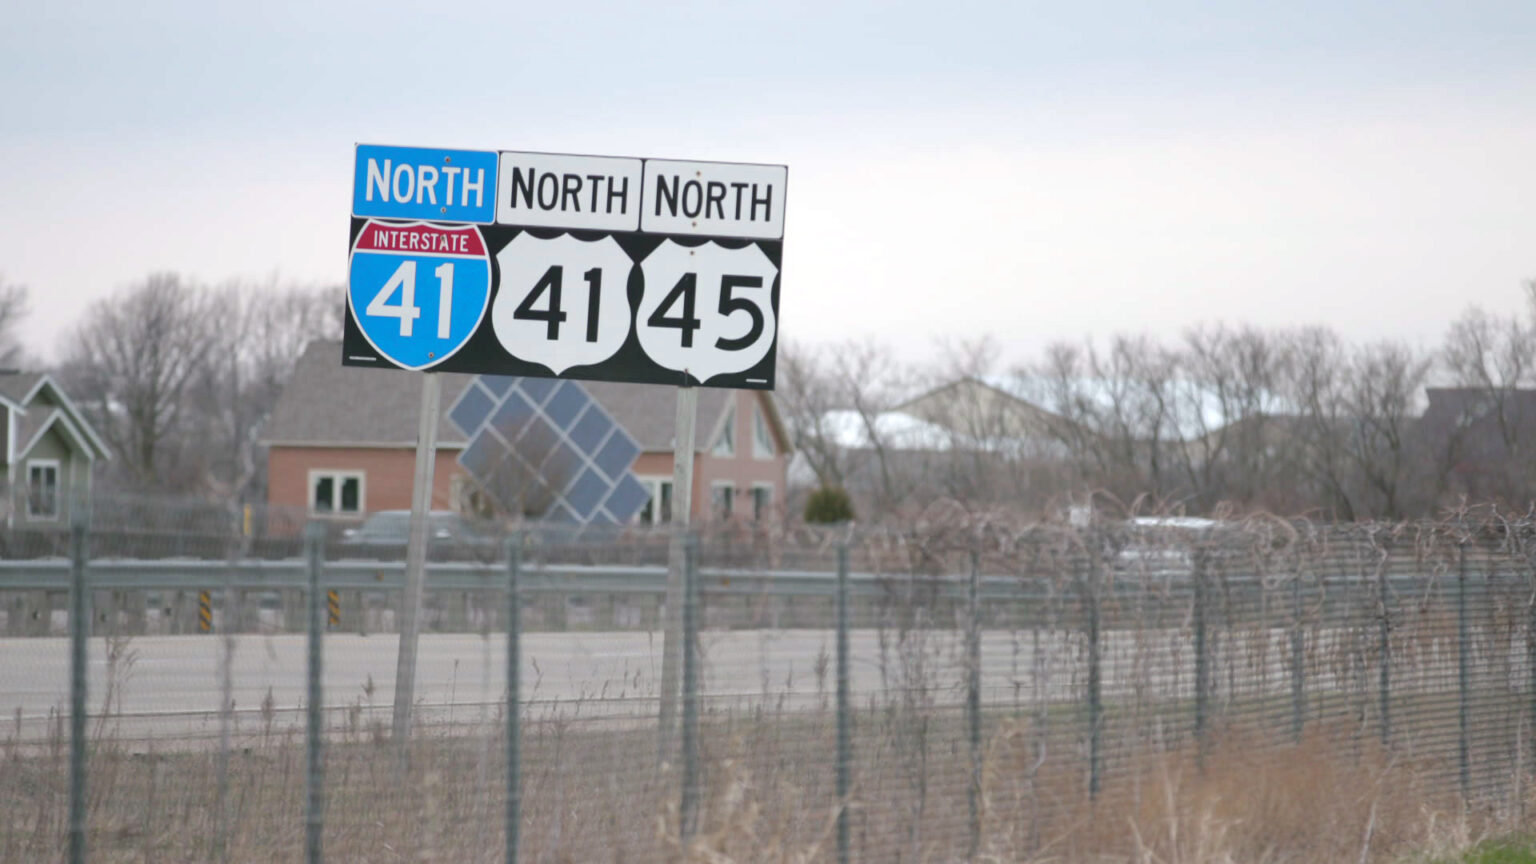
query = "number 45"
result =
(367, 260, 456, 338)
(648, 273, 764, 350)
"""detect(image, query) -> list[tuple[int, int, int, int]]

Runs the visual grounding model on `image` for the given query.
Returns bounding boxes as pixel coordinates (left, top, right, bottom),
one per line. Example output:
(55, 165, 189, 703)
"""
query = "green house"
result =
(0, 372, 112, 527)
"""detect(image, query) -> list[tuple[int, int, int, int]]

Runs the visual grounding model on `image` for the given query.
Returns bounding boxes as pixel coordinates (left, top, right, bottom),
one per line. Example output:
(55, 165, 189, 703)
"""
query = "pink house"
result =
(264, 341, 791, 525)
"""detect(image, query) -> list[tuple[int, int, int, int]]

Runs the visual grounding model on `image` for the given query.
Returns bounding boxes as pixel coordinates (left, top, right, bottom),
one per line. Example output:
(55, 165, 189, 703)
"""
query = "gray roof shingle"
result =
(580, 380, 729, 452)
(0, 372, 43, 407)
(265, 342, 476, 446)
(267, 341, 732, 452)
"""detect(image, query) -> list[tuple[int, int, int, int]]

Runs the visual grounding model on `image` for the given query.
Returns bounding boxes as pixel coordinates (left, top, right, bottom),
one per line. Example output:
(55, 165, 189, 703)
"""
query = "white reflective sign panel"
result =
(492, 233, 635, 375)
(496, 152, 643, 232)
(641, 160, 787, 240)
(637, 240, 778, 383)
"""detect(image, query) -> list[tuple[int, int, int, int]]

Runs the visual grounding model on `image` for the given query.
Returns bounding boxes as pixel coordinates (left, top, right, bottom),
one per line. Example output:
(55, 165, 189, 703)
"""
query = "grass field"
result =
(1433, 838, 1536, 864)
(4, 704, 1531, 863)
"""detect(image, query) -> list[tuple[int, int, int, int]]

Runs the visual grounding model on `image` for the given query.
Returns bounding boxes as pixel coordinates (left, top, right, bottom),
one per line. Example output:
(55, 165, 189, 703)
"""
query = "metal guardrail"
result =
(0, 556, 1520, 595)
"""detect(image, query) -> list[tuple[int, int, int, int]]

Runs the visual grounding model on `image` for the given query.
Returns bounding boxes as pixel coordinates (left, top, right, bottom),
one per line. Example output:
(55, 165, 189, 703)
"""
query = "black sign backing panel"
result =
(344, 218, 782, 390)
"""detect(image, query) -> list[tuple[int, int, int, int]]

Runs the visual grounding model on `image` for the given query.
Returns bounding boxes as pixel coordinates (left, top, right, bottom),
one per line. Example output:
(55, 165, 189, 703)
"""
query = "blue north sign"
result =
(352, 144, 498, 224)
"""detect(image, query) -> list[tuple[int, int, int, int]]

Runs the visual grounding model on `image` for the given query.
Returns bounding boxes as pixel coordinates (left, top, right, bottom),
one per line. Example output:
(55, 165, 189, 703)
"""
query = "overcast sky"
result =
(3, 0, 1533, 367)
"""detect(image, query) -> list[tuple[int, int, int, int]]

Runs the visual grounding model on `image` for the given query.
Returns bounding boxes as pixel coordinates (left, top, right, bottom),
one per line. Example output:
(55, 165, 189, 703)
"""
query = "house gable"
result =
(0, 374, 112, 463)
(19, 410, 100, 464)
(11, 420, 95, 525)
(692, 389, 792, 522)
(897, 377, 1066, 439)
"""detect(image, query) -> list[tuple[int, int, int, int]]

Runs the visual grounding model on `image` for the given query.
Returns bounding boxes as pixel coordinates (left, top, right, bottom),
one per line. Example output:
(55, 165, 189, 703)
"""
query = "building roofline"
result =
(262, 439, 468, 450)
(895, 375, 1065, 421)
(18, 411, 97, 464)
(20, 374, 113, 460)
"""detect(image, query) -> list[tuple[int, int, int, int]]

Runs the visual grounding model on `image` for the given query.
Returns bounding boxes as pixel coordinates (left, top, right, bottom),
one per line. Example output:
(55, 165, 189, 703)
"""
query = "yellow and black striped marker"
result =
(198, 590, 213, 633)
(327, 590, 341, 629)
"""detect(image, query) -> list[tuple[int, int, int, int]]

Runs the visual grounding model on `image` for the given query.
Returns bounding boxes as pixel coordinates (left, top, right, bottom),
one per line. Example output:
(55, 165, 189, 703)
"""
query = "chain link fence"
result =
(2, 498, 1535, 862)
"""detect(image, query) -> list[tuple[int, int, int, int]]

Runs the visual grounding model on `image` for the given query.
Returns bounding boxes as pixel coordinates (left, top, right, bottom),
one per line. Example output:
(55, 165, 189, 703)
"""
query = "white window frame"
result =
(711, 411, 736, 457)
(308, 469, 366, 516)
(27, 459, 60, 520)
(635, 475, 674, 525)
(752, 405, 776, 460)
(750, 482, 774, 522)
(711, 480, 736, 521)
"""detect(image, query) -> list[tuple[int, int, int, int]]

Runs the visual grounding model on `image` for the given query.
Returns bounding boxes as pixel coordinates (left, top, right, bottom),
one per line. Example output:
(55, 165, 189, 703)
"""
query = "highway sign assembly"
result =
(345, 144, 787, 390)
(346, 142, 786, 752)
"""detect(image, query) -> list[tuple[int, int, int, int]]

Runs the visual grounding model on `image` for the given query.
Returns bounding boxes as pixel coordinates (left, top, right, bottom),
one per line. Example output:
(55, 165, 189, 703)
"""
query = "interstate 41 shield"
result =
(348, 221, 492, 370)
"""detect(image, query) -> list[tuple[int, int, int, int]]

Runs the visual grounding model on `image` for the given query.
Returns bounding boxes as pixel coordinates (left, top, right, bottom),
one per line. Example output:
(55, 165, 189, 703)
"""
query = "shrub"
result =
(803, 486, 854, 524)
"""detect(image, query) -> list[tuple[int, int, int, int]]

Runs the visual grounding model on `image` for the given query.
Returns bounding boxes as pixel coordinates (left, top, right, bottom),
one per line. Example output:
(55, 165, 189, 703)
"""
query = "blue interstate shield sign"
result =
(348, 221, 491, 370)
(352, 144, 498, 224)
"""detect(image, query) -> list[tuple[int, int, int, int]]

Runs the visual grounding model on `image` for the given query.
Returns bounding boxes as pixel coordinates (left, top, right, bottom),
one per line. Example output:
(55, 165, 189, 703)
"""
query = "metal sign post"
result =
(657, 384, 697, 761)
(392, 371, 442, 759)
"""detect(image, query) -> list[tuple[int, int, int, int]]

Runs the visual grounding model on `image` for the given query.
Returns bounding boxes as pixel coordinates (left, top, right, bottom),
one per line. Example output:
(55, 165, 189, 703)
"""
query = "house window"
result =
(711, 482, 735, 520)
(310, 470, 364, 515)
(753, 406, 775, 459)
(712, 413, 736, 457)
(27, 461, 59, 519)
(638, 478, 673, 525)
(751, 483, 773, 521)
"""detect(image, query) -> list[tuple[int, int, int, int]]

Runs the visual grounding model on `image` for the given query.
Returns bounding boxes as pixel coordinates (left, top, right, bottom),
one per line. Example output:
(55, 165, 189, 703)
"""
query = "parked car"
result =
(1112, 517, 1219, 582)
(339, 510, 499, 559)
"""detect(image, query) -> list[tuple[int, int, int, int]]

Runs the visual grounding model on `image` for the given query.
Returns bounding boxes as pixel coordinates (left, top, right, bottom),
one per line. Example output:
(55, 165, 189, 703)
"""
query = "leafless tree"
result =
(59, 273, 220, 492)
(1167, 324, 1286, 510)
(776, 341, 852, 488)
(1025, 342, 1107, 487)
(1432, 301, 1536, 503)
(776, 339, 921, 516)
(1018, 324, 1439, 519)
(1266, 330, 1431, 520)
(1344, 340, 1430, 519)
(1273, 327, 1359, 518)
(0, 274, 32, 368)
(190, 279, 343, 500)
(1026, 335, 1180, 505)
(901, 336, 1075, 509)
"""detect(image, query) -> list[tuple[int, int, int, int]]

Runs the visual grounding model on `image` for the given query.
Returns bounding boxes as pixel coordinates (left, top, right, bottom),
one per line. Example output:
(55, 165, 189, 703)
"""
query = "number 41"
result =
(367, 260, 456, 338)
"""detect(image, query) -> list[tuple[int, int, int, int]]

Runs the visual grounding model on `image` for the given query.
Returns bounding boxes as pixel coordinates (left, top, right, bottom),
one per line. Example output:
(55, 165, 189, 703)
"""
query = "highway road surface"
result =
(1, 625, 1360, 747)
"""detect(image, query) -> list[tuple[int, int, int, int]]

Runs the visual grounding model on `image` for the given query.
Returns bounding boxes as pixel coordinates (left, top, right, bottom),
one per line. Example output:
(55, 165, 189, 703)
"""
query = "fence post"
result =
(505, 535, 522, 864)
(1529, 550, 1536, 801)
(680, 533, 701, 843)
(1290, 566, 1305, 744)
(967, 548, 982, 858)
(1457, 541, 1471, 798)
(836, 543, 851, 864)
(1193, 546, 1209, 770)
(215, 515, 241, 864)
(68, 514, 89, 864)
(303, 521, 325, 864)
(1378, 549, 1391, 748)
(1085, 535, 1102, 797)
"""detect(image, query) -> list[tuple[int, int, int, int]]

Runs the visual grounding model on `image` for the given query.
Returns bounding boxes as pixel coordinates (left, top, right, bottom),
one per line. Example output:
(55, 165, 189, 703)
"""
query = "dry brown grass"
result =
(675, 718, 1521, 864)
(973, 723, 1483, 864)
(0, 709, 1526, 864)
